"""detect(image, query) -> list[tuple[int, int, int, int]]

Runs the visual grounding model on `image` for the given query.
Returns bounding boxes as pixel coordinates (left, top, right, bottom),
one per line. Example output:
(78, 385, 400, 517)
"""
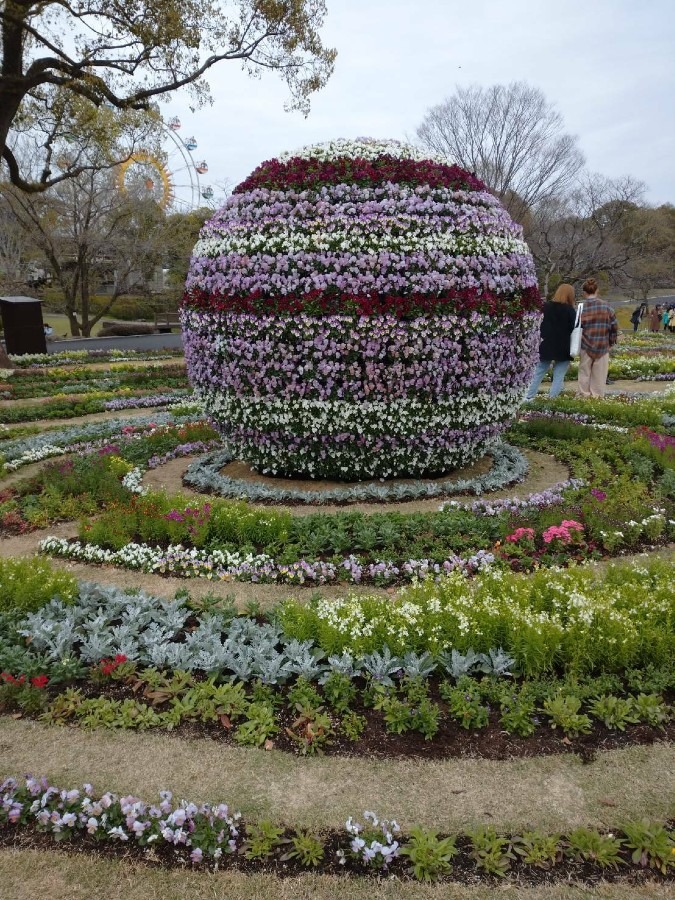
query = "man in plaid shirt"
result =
(578, 277, 618, 398)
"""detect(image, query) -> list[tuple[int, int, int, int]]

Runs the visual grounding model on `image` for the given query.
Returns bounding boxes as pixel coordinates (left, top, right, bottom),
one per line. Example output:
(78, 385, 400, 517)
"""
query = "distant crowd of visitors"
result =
(525, 280, 671, 402)
(630, 301, 675, 333)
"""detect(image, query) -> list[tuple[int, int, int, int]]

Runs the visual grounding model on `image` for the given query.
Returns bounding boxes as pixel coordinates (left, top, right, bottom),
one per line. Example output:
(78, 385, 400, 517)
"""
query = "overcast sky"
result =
(164, 0, 675, 209)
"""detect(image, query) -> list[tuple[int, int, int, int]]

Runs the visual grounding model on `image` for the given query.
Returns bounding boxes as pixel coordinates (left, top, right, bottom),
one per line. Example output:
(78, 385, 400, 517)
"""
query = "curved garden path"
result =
(142, 448, 570, 515)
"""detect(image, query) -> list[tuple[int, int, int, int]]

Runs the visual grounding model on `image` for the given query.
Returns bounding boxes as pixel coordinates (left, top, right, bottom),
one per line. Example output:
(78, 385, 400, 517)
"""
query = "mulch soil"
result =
(0, 822, 673, 886)
(11, 677, 673, 763)
(160, 705, 675, 764)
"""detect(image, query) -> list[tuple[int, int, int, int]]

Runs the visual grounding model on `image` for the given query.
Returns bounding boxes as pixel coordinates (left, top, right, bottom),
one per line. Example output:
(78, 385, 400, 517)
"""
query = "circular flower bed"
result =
(181, 442, 529, 504)
(181, 138, 541, 479)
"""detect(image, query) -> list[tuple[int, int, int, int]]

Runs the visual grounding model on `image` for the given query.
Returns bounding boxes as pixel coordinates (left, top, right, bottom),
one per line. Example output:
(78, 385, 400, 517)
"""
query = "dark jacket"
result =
(538, 301, 577, 361)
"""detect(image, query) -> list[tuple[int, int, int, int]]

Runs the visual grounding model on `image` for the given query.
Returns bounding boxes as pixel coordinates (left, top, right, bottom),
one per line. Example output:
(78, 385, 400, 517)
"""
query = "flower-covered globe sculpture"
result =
(181, 138, 541, 480)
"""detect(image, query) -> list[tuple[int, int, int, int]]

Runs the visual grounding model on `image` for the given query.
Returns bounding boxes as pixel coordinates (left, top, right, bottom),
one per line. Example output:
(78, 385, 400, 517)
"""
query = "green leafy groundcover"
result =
(8, 349, 183, 368)
(0, 558, 77, 615)
(0, 421, 218, 531)
(525, 391, 675, 428)
(0, 364, 188, 400)
(1, 776, 673, 881)
(278, 561, 675, 669)
(1, 559, 673, 682)
(0, 561, 672, 752)
(6, 656, 671, 749)
(0, 390, 188, 424)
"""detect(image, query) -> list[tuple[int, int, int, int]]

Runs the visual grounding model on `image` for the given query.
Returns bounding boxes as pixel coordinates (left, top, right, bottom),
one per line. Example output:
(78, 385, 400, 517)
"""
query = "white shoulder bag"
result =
(569, 303, 583, 357)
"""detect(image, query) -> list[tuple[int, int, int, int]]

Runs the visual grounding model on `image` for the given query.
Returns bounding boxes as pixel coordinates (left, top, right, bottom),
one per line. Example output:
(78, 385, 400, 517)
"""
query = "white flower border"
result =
(277, 137, 446, 164)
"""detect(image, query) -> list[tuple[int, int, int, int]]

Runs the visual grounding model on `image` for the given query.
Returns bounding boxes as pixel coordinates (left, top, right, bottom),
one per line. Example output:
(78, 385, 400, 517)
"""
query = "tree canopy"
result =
(1, 0, 336, 191)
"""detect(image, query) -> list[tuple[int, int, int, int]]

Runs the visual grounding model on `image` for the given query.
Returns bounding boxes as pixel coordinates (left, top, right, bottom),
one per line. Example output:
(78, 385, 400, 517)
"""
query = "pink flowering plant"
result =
(498, 526, 537, 567)
(497, 518, 592, 571)
(164, 503, 212, 546)
(542, 520, 585, 548)
(505, 527, 536, 547)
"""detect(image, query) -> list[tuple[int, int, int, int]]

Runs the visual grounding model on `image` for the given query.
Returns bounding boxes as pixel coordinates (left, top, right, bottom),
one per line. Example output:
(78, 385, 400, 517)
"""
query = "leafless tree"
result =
(0, 197, 31, 292)
(620, 205, 675, 301)
(416, 82, 585, 222)
(526, 172, 648, 296)
(3, 161, 167, 335)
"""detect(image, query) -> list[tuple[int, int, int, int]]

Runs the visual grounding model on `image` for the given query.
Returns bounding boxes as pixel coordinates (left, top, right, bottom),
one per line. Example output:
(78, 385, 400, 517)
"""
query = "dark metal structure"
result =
(0, 296, 47, 355)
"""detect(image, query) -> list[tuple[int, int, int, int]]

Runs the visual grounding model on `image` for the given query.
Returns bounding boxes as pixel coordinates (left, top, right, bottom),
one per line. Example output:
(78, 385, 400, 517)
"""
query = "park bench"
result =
(154, 311, 181, 333)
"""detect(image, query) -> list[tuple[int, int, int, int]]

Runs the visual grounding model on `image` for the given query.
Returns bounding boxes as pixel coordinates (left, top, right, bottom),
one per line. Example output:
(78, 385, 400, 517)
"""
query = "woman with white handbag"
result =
(524, 283, 577, 400)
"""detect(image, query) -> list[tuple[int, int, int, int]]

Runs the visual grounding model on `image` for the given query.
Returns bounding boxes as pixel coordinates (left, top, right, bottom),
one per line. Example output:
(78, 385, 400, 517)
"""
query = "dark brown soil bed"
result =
(8, 677, 674, 763)
(165, 710, 674, 763)
(0, 823, 673, 886)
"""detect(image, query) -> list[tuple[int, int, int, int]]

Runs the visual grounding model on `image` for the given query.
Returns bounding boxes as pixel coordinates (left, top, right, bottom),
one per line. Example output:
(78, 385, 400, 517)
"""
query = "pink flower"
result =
(542, 520, 584, 544)
(505, 527, 535, 543)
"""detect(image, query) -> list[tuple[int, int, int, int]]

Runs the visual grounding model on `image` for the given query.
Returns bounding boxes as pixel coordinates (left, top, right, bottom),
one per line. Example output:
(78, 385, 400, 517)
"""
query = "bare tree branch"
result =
(1, 0, 336, 191)
(416, 82, 585, 223)
(526, 172, 650, 295)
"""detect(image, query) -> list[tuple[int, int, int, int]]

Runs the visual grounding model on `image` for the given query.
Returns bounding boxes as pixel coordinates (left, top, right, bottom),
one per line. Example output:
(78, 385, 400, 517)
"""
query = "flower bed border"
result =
(1, 776, 673, 883)
(37, 536, 496, 585)
(181, 441, 528, 505)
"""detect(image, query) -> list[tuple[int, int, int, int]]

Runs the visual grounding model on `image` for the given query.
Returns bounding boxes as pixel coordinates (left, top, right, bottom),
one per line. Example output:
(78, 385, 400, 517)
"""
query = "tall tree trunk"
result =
(0, 2, 26, 169)
(64, 285, 81, 336)
(80, 260, 91, 336)
(542, 264, 555, 299)
(61, 263, 82, 336)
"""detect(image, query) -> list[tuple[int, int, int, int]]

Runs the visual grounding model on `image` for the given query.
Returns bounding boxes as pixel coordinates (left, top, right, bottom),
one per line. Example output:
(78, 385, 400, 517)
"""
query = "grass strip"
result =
(0, 720, 672, 832)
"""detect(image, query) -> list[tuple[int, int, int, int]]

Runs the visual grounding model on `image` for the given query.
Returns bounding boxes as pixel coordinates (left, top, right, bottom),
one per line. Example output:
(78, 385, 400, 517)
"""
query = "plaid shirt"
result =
(581, 298, 618, 360)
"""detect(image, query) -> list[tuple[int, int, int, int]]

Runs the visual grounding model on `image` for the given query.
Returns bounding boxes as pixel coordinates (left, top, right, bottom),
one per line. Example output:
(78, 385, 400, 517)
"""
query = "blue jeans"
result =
(525, 359, 570, 400)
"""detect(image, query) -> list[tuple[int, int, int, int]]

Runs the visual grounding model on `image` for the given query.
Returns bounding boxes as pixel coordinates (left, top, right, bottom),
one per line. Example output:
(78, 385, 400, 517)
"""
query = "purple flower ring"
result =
(181, 138, 541, 479)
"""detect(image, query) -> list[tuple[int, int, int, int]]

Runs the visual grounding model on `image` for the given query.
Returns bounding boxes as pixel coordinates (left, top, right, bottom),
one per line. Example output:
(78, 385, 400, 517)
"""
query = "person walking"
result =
(630, 305, 642, 332)
(524, 283, 577, 400)
(663, 308, 670, 332)
(650, 305, 662, 332)
(577, 278, 618, 399)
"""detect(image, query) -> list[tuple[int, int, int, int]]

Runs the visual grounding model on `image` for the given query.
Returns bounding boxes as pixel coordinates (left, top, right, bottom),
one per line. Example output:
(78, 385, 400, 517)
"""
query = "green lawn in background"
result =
(42, 313, 165, 338)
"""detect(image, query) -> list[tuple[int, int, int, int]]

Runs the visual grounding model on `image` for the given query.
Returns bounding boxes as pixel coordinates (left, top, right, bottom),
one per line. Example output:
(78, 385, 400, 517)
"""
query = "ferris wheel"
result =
(116, 117, 215, 212)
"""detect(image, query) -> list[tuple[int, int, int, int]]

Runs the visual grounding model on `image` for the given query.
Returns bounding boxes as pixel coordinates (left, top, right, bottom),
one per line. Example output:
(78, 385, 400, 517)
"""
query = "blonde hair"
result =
(551, 283, 576, 307)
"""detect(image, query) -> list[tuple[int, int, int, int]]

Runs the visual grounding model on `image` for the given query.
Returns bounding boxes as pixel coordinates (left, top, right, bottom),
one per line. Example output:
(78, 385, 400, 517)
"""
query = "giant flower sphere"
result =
(181, 138, 541, 480)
